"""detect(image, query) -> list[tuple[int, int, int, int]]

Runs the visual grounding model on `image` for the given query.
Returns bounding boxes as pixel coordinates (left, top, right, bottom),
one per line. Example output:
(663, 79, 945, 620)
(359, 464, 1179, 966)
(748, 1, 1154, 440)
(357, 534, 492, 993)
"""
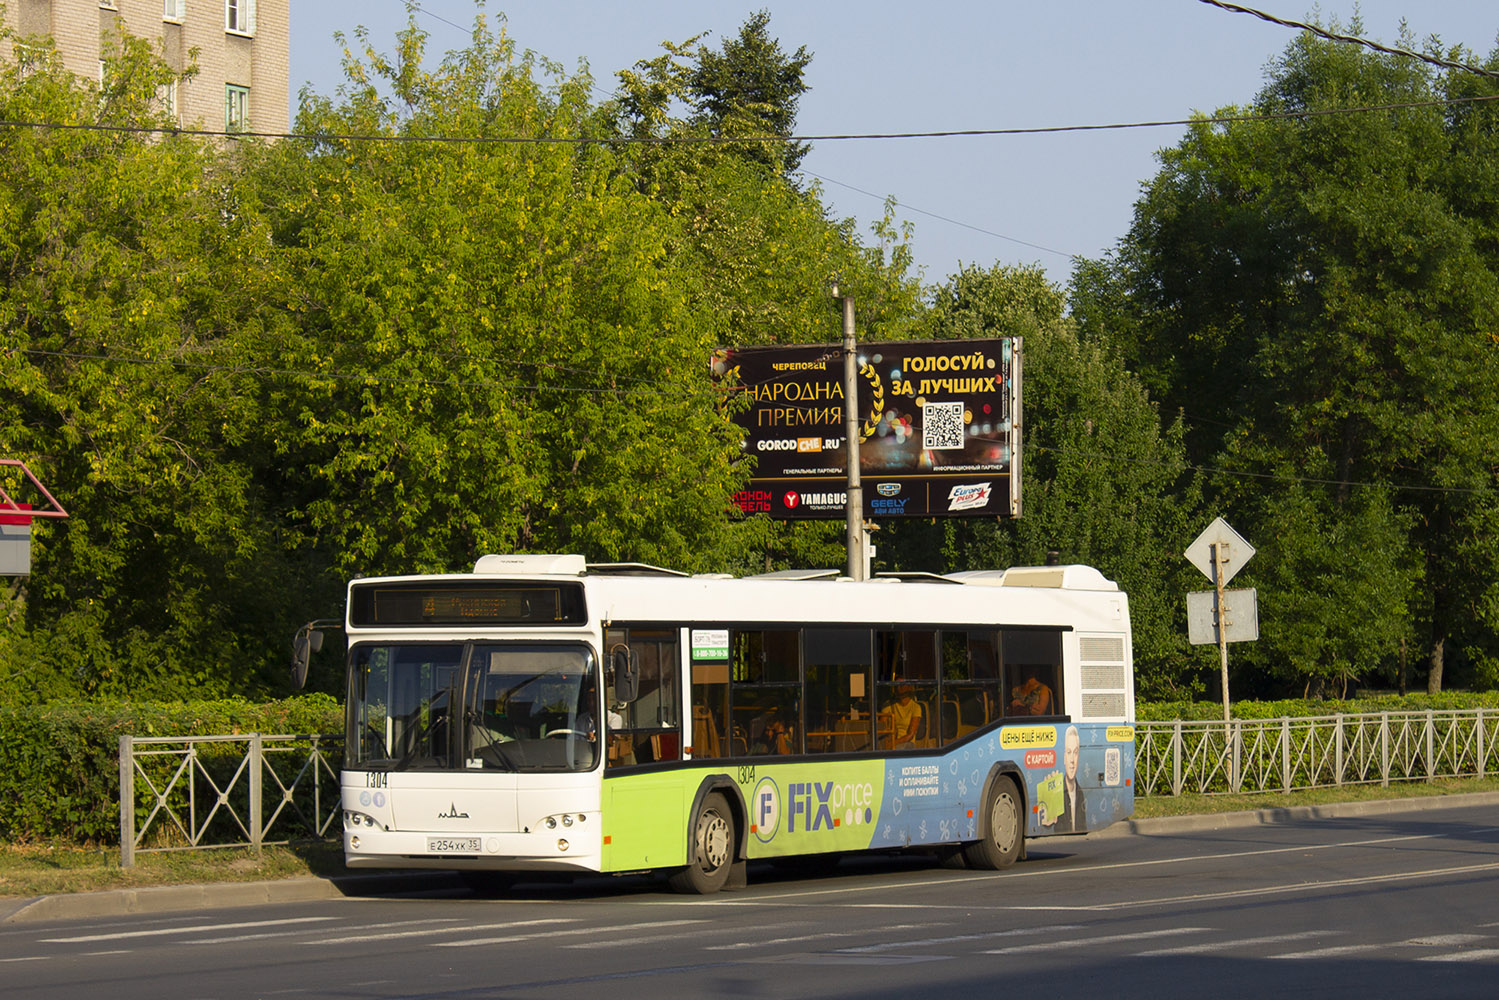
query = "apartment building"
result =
(7, 1, 289, 133)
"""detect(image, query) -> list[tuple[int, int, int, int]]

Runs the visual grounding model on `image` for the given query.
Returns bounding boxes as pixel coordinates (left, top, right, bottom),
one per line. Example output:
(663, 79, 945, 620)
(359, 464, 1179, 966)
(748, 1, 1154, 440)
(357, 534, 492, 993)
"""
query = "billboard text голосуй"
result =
(714, 339, 1021, 520)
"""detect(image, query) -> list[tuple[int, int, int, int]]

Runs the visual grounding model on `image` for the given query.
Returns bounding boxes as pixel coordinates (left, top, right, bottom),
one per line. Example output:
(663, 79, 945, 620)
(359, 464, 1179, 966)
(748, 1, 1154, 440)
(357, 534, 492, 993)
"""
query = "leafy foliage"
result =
(0, 695, 340, 843)
(878, 264, 1201, 698)
(1079, 23, 1499, 695)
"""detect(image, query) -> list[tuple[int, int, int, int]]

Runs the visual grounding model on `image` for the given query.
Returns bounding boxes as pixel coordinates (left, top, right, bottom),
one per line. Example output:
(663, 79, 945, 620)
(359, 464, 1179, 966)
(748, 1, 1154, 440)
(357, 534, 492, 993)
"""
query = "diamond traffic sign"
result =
(1185, 517, 1254, 586)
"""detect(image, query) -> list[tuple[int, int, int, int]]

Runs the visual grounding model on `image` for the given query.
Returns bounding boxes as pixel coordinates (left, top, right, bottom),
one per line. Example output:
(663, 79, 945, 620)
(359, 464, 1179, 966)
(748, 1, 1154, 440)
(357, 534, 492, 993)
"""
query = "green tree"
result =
(686, 10, 813, 176)
(880, 264, 1201, 698)
(0, 25, 305, 700)
(1080, 23, 1499, 693)
(260, 16, 753, 576)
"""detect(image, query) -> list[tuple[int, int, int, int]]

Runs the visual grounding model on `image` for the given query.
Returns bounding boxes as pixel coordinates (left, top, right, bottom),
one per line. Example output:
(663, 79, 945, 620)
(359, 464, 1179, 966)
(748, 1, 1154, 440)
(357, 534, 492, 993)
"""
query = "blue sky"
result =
(290, 2, 1499, 288)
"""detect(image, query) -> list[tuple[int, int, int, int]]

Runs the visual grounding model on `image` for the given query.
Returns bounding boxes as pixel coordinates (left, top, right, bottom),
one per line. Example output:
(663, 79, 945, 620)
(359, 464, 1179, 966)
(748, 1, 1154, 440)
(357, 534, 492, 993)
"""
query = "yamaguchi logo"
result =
(783, 491, 800, 510)
(751, 777, 781, 843)
(947, 482, 993, 512)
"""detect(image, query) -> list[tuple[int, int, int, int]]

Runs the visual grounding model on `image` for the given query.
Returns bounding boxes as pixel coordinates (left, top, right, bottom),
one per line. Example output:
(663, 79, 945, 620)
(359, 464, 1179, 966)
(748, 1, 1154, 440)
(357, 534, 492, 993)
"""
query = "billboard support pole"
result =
(839, 291, 865, 580)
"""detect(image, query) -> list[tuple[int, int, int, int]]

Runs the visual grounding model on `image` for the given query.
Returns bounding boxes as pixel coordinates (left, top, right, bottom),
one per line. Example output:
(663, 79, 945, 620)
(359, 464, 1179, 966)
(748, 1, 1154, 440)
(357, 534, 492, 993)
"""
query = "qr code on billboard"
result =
(922, 402, 965, 450)
(1104, 747, 1122, 787)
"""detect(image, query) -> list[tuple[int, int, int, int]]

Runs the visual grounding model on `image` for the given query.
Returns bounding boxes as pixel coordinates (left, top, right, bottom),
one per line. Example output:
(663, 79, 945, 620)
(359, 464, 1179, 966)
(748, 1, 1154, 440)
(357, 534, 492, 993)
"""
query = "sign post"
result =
(1185, 518, 1257, 723)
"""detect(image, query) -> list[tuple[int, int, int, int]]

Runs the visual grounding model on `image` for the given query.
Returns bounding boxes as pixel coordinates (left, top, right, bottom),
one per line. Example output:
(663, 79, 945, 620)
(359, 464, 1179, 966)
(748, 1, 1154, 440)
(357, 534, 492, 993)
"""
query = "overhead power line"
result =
(1199, 0, 1499, 81)
(2, 91, 1497, 146)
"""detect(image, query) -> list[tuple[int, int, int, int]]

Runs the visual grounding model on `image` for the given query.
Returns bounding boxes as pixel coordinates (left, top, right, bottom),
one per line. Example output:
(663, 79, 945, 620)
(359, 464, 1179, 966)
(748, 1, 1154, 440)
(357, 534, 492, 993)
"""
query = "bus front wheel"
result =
(963, 775, 1023, 870)
(669, 791, 735, 894)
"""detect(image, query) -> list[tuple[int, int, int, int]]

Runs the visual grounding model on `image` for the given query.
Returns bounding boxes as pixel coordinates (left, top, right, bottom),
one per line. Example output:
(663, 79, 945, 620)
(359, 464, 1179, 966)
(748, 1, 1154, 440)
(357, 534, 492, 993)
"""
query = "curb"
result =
(7, 791, 1499, 924)
(0, 871, 458, 925)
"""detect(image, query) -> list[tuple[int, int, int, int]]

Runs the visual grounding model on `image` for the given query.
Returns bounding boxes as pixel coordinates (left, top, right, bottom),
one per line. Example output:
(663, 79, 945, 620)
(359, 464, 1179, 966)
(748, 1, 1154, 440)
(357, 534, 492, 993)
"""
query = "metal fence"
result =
(1137, 710, 1498, 796)
(118, 733, 342, 867)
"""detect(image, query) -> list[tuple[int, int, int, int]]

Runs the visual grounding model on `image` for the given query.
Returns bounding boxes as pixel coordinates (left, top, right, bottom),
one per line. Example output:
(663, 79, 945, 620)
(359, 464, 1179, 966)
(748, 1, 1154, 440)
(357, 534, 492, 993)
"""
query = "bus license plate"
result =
(426, 837, 481, 854)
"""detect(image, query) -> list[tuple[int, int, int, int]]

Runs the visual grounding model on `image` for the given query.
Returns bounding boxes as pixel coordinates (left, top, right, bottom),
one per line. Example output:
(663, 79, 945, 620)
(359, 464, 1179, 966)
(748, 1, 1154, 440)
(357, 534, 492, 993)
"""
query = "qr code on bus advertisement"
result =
(922, 402, 965, 450)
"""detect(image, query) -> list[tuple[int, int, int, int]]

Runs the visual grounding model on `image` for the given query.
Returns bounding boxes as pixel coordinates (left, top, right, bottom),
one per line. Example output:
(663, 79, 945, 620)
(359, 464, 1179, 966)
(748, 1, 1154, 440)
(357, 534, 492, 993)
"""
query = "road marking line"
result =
(44, 916, 339, 944)
(984, 926, 1211, 954)
(1087, 860, 1499, 911)
(1139, 931, 1332, 955)
(313, 918, 575, 945)
(1403, 934, 1488, 946)
(838, 924, 1082, 954)
(703, 924, 926, 952)
(0, 956, 48, 963)
(438, 919, 703, 949)
(659, 830, 1485, 905)
(1273, 944, 1383, 959)
(1418, 949, 1499, 963)
(188, 916, 466, 946)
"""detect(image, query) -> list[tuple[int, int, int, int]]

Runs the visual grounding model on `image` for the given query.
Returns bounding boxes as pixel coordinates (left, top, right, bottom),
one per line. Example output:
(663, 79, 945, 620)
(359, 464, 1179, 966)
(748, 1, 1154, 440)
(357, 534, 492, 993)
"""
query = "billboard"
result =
(716, 338, 1021, 519)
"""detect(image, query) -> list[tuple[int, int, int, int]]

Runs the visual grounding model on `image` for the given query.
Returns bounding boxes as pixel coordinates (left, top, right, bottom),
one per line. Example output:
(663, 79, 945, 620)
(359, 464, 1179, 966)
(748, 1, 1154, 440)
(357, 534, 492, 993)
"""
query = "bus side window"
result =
(1003, 629, 1064, 718)
(940, 630, 1000, 743)
(691, 661, 729, 759)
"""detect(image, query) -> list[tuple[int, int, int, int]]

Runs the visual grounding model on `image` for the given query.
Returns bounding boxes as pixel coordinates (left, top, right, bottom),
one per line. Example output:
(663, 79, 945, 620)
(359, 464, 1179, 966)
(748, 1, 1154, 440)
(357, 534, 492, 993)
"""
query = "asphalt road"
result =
(5, 798, 1499, 999)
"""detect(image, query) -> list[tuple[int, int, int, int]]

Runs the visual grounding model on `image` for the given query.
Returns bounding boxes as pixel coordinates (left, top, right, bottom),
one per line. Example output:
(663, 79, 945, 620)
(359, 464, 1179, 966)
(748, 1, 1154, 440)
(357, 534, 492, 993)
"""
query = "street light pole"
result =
(838, 290, 865, 580)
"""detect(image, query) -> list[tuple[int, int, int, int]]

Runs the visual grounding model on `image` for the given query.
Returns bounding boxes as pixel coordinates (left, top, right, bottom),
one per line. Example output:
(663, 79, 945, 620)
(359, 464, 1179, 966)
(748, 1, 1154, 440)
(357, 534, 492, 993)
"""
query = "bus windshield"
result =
(346, 642, 599, 773)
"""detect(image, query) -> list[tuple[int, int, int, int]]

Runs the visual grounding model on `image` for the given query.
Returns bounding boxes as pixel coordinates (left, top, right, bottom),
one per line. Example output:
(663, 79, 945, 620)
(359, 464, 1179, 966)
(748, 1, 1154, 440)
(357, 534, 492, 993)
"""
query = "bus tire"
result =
(963, 775, 1023, 871)
(669, 791, 736, 894)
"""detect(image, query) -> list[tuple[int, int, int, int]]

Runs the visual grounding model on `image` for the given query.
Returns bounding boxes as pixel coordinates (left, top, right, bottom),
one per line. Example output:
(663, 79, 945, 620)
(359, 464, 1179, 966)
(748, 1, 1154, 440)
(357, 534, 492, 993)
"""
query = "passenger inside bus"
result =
(1009, 670, 1055, 716)
(887, 684, 923, 749)
(750, 712, 793, 755)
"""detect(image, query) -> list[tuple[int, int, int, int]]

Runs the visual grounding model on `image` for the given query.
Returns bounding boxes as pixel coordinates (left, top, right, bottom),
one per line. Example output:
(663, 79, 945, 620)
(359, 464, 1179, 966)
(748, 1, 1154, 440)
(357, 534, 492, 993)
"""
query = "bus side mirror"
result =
(290, 626, 326, 690)
(612, 648, 639, 704)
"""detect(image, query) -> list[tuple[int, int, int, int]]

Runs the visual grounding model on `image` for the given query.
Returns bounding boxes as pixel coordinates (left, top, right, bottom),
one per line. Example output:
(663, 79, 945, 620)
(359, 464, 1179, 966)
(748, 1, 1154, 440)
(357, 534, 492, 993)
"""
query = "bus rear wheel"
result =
(963, 775, 1023, 870)
(669, 791, 735, 894)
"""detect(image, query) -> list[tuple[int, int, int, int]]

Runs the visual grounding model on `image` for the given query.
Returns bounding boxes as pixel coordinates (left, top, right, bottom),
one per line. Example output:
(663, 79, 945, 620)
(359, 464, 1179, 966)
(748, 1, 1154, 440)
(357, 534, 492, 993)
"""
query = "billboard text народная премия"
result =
(713, 338, 1021, 519)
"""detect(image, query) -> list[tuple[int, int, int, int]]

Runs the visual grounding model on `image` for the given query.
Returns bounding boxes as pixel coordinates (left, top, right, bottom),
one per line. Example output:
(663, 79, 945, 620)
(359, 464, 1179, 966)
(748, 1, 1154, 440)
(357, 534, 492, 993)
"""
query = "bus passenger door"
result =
(603, 627, 681, 766)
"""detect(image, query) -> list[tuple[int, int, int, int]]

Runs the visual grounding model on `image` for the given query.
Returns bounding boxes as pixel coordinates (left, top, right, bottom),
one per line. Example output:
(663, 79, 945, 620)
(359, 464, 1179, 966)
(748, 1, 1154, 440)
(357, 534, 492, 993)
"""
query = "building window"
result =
(225, 84, 249, 132)
(226, 0, 256, 35)
(157, 79, 179, 121)
(164, 0, 185, 22)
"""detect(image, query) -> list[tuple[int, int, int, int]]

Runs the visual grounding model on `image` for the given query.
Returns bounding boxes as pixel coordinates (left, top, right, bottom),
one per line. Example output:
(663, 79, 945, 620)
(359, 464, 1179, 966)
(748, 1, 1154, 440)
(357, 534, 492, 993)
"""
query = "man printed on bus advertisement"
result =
(1038, 725, 1087, 833)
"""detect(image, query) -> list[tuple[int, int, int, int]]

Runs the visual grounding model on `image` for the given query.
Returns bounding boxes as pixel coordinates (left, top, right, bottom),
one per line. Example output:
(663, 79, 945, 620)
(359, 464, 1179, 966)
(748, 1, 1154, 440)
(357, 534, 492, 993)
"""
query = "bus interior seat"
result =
(692, 706, 721, 758)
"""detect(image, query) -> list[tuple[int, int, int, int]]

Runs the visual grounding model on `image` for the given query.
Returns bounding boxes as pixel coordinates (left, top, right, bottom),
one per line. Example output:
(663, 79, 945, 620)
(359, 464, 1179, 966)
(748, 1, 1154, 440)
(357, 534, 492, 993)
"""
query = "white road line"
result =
(43, 916, 339, 944)
(435, 919, 703, 949)
(984, 927, 1211, 955)
(0, 956, 48, 964)
(704, 924, 928, 952)
(1402, 934, 1488, 946)
(188, 917, 466, 946)
(1086, 861, 1499, 912)
(1138, 931, 1333, 956)
(1272, 944, 1383, 959)
(312, 918, 575, 946)
(1418, 949, 1499, 963)
(81, 950, 133, 956)
(660, 830, 1488, 905)
(838, 924, 1082, 954)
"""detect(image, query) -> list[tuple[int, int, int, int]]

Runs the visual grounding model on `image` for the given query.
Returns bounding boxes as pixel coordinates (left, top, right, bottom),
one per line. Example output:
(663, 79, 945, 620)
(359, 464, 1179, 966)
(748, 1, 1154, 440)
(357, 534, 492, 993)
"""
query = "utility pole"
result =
(837, 289, 865, 580)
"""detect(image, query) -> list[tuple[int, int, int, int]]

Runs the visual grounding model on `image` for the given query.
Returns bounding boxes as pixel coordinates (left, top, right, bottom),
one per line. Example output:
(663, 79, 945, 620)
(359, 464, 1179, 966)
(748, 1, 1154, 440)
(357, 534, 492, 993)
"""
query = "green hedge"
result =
(7, 693, 1497, 844)
(1139, 692, 1499, 722)
(0, 695, 341, 844)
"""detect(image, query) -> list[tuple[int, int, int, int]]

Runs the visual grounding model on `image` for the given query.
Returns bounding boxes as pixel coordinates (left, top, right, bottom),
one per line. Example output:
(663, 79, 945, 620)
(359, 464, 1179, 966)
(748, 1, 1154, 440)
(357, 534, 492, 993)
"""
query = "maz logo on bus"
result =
(751, 776, 875, 844)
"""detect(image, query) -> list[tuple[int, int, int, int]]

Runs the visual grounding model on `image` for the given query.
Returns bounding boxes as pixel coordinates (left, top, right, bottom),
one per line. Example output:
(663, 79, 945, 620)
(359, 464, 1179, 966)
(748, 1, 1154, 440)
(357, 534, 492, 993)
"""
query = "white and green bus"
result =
(339, 553, 1136, 893)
